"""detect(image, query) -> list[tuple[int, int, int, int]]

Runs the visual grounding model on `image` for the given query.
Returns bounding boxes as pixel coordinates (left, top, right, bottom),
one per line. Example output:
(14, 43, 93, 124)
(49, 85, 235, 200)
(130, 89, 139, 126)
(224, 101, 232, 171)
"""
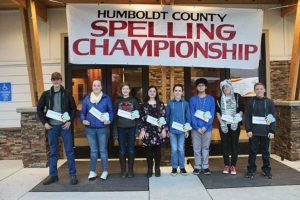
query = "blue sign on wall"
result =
(0, 82, 12, 102)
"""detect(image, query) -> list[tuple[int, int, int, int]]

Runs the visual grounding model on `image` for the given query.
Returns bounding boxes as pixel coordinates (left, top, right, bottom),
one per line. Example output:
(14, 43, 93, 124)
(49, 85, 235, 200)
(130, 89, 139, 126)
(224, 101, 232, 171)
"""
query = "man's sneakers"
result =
(246, 172, 254, 179)
(230, 166, 237, 175)
(264, 172, 272, 179)
(43, 176, 58, 185)
(203, 168, 211, 175)
(70, 175, 78, 185)
(171, 168, 177, 176)
(193, 168, 200, 175)
(180, 168, 188, 176)
(100, 171, 108, 180)
(88, 171, 97, 180)
(223, 166, 230, 174)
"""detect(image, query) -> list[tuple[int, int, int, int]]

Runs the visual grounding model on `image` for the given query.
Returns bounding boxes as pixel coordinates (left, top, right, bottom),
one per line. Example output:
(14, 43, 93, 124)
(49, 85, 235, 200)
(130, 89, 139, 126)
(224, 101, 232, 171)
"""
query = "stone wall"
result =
(272, 102, 300, 161)
(270, 61, 290, 100)
(0, 127, 22, 159)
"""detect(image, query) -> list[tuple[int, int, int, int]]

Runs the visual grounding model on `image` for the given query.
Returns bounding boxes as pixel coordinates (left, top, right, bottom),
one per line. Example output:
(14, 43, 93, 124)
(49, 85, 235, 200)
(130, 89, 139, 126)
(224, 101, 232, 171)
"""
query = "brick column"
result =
(273, 101, 300, 161)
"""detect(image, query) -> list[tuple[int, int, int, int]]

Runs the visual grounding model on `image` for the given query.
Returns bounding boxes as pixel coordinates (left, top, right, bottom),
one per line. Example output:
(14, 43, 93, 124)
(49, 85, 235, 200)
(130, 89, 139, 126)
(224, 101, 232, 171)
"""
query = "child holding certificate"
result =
(189, 78, 215, 175)
(80, 79, 113, 180)
(245, 82, 276, 179)
(166, 84, 191, 176)
(139, 86, 167, 177)
(113, 82, 139, 178)
(216, 79, 244, 175)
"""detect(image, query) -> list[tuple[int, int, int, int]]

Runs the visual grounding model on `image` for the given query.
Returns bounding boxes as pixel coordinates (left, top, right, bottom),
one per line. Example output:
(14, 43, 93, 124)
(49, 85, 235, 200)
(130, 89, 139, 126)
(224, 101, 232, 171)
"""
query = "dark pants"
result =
(220, 125, 240, 166)
(118, 127, 136, 155)
(146, 145, 161, 170)
(247, 135, 271, 173)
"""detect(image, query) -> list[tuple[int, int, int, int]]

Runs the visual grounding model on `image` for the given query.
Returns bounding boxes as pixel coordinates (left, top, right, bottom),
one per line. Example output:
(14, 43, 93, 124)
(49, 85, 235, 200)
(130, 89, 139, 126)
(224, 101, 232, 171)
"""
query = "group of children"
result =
(38, 72, 276, 185)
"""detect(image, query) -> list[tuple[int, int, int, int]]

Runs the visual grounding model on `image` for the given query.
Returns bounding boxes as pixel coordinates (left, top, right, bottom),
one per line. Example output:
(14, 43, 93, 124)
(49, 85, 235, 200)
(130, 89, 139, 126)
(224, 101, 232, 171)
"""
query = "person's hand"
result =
(268, 133, 274, 139)
(82, 120, 90, 126)
(219, 120, 225, 125)
(197, 128, 203, 134)
(201, 127, 207, 134)
(45, 123, 52, 130)
(104, 120, 111, 125)
(247, 132, 253, 138)
(167, 132, 170, 138)
(185, 132, 189, 138)
(139, 130, 146, 139)
(161, 129, 167, 138)
(62, 121, 71, 130)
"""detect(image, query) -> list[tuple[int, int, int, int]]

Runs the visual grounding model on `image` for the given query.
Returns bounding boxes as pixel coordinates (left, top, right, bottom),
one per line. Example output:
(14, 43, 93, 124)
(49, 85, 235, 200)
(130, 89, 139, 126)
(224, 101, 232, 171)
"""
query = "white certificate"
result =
(221, 115, 234, 123)
(46, 110, 63, 122)
(146, 115, 159, 126)
(172, 122, 184, 132)
(194, 110, 209, 122)
(89, 107, 108, 122)
(117, 109, 133, 120)
(252, 116, 268, 125)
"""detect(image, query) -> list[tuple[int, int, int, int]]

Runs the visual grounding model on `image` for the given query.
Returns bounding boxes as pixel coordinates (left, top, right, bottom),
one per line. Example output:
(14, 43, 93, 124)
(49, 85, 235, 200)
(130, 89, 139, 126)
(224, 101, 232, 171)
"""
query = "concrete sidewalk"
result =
(0, 155, 300, 200)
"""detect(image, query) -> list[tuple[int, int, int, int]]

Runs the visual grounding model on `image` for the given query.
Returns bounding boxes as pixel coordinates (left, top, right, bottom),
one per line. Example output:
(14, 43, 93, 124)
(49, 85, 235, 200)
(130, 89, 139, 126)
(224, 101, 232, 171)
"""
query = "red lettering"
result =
(245, 44, 258, 60)
(208, 43, 222, 59)
(131, 40, 152, 56)
(197, 24, 214, 40)
(222, 43, 237, 60)
(91, 20, 108, 37)
(73, 38, 89, 55)
(109, 21, 127, 37)
(128, 21, 147, 37)
(194, 42, 208, 58)
(167, 22, 186, 39)
(216, 24, 236, 41)
(90, 39, 109, 55)
(176, 41, 193, 58)
(109, 39, 130, 56)
(149, 22, 167, 38)
(154, 40, 169, 57)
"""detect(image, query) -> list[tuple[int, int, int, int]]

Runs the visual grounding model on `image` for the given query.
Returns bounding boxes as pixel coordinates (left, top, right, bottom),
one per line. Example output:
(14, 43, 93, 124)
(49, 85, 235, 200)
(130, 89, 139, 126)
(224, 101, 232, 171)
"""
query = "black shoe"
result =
(264, 172, 272, 179)
(147, 168, 153, 178)
(43, 176, 58, 185)
(203, 168, 211, 175)
(246, 172, 254, 179)
(180, 168, 188, 176)
(171, 168, 177, 176)
(70, 175, 78, 185)
(119, 154, 127, 178)
(155, 168, 161, 177)
(193, 168, 200, 175)
(128, 153, 135, 178)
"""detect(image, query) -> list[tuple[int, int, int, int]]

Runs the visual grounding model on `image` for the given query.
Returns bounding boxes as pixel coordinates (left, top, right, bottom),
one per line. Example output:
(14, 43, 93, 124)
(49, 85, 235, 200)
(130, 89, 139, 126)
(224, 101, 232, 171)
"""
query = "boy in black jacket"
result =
(245, 82, 276, 179)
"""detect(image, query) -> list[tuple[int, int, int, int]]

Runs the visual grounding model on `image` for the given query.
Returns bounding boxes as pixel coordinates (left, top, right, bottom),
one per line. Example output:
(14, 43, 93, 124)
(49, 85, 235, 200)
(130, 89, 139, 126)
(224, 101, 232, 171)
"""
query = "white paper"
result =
(172, 122, 184, 132)
(146, 115, 159, 126)
(194, 110, 209, 122)
(221, 115, 234, 123)
(89, 107, 108, 122)
(252, 116, 268, 125)
(46, 110, 63, 122)
(117, 109, 133, 120)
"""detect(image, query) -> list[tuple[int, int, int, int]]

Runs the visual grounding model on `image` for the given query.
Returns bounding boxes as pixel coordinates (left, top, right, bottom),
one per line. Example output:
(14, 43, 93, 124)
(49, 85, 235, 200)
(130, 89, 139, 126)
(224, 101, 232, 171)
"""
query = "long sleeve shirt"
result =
(189, 94, 215, 132)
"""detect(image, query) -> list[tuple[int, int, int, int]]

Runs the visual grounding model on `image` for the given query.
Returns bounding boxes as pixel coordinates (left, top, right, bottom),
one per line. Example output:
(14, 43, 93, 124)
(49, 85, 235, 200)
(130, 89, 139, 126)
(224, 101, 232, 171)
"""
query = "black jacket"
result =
(245, 97, 276, 136)
(37, 86, 77, 125)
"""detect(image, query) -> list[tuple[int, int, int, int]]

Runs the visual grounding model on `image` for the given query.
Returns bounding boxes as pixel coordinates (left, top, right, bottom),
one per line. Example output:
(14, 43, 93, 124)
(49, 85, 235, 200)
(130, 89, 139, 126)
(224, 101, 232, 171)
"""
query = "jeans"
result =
(170, 133, 185, 169)
(247, 136, 271, 173)
(220, 125, 240, 166)
(48, 125, 76, 176)
(85, 127, 109, 172)
(118, 127, 136, 155)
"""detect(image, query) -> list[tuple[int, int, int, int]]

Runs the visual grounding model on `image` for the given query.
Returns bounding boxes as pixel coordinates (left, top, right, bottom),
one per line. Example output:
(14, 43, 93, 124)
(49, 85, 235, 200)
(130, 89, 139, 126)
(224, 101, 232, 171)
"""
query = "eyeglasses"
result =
(197, 84, 206, 87)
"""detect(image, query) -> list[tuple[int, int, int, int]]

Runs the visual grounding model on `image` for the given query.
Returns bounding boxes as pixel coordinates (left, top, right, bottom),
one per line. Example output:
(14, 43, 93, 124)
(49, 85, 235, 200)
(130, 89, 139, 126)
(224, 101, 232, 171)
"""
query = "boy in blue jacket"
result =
(189, 78, 215, 175)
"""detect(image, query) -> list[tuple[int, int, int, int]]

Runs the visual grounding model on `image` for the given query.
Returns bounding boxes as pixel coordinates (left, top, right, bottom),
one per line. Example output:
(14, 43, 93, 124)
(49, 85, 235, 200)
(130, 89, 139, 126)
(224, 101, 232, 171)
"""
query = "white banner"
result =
(67, 4, 263, 69)
(231, 77, 258, 97)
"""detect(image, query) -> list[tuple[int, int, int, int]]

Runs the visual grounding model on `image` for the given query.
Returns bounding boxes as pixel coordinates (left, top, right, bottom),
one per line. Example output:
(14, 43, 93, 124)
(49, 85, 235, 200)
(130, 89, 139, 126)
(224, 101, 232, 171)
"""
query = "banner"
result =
(67, 4, 263, 69)
(231, 77, 258, 97)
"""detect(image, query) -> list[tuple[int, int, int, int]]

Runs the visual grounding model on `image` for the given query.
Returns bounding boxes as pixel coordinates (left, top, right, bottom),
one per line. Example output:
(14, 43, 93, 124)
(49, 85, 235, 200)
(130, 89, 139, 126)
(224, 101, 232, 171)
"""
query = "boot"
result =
(119, 153, 127, 178)
(128, 153, 135, 178)
(154, 147, 161, 177)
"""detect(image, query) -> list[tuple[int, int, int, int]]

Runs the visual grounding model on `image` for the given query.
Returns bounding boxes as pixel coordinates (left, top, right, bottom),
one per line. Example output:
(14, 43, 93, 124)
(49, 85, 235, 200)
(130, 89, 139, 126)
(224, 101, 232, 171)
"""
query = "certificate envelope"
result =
(194, 110, 209, 122)
(252, 116, 268, 125)
(89, 107, 107, 122)
(221, 115, 234, 123)
(117, 109, 133, 120)
(46, 110, 63, 122)
(146, 115, 159, 126)
(172, 122, 184, 132)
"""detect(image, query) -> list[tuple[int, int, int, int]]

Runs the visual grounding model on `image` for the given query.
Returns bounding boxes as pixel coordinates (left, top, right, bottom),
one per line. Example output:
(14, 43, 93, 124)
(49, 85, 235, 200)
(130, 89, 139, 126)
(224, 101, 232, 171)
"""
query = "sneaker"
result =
(230, 166, 237, 175)
(223, 166, 230, 174)
(171, 168, 177, 176)
(88, 171, 97, 180)
(43, 176, 58, 185)
(193, 168, 200, 175)
(180, 168, 188, 176)
(246, 172, 254, 179)
(203, 168, 211, 175)
(70, 175, 78, 185)
(100, 171, 108, 180)
(264, 172, 272, 179)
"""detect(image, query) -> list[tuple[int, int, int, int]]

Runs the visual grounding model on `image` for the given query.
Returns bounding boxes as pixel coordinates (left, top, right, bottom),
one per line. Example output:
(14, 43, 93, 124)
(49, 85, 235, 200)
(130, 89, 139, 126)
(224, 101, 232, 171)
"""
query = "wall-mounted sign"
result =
(67, 4, 263, 69)
(0, 82, 12, 101)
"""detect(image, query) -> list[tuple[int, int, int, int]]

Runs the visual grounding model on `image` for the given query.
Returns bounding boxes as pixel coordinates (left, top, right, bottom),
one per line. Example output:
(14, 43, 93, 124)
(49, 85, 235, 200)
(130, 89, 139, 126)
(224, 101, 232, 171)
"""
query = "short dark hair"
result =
(173, 84, 184, 91)
(254, 82, 265, 90)
(51, 72, 62, 80)
(195, 78, 208, 87)
(118, 82, 131, 97)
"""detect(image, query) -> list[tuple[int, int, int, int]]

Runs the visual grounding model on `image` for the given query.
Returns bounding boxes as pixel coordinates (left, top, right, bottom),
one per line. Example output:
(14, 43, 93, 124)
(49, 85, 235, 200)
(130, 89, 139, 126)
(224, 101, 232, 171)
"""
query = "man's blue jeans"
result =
(48, 125, 76, 176)
(118, 127, 136, 155)
(170, 132, 185, 169)
(85, 127, 109, 172)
